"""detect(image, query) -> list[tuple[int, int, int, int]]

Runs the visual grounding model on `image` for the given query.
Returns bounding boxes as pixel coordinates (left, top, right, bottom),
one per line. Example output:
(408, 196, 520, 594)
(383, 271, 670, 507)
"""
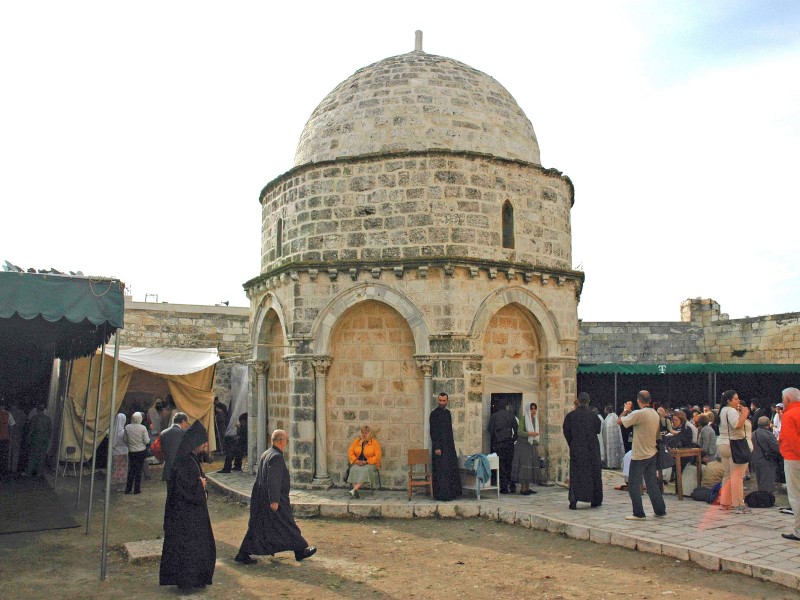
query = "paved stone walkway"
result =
(207, 470, 800, 591)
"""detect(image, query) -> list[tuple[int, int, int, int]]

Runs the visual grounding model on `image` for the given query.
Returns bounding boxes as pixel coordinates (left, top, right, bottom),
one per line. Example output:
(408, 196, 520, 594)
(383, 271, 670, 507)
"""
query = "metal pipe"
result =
(77, 354, 95, 507)
(613, 372, 618, 414)
(100, 334, 120, 580)
(53, 359, 73, 492)
(85, 341, 106, 534)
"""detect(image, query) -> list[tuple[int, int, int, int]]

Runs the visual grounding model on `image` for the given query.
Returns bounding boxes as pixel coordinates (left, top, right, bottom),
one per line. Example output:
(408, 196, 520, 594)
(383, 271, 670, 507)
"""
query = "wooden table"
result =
(668, 447, 703, 500)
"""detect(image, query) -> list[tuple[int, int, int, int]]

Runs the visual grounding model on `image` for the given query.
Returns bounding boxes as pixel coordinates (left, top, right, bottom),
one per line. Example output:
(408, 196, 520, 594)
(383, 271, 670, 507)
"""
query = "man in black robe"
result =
(563, 392, 603, 509)
(159, 412, 189, 482)
(488, 399, 518, 493)
(430, 392, 461, 501)
(235, 429, 316, 564)
(159, 420, 216, 589)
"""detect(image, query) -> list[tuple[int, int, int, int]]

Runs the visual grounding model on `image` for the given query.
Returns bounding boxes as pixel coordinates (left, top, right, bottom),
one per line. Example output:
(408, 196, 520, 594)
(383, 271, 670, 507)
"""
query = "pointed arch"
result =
(310, 283, 431, 355)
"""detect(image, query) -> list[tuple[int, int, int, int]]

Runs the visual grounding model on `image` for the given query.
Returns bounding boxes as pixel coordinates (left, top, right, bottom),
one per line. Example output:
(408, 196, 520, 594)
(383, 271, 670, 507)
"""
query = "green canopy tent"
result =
(0, 269, 125, 580)
(578, 362, 800, 412)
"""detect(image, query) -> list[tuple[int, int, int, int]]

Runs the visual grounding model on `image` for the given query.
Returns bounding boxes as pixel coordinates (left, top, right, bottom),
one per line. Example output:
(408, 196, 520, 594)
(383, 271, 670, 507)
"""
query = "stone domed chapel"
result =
(244, 33, 583, 489)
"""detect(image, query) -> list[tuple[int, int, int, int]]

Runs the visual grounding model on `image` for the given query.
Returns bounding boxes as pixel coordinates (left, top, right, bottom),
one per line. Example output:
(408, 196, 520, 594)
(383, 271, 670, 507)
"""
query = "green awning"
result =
(578, 363, 800, 375)
(0, 271, 125, 359)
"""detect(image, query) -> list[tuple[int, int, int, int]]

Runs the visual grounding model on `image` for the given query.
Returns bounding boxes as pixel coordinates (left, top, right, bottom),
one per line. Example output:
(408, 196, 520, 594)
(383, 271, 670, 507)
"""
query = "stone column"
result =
(415, 355, 433, 449)
(311, 356, 333, 488)
(252, 360, 270, 466)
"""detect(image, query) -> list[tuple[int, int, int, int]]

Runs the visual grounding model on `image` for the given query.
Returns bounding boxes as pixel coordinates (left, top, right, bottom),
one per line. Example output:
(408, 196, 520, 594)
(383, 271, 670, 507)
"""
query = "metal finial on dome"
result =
(415, 30, 423, 52)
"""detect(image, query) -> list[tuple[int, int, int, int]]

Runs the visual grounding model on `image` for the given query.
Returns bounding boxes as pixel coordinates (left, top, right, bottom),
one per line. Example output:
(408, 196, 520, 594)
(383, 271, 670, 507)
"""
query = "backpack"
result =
(707, 482, 722, 504)
(150, 434, 164, 461)
(691, 487, 710, 502)
(744, 490, 775, 508)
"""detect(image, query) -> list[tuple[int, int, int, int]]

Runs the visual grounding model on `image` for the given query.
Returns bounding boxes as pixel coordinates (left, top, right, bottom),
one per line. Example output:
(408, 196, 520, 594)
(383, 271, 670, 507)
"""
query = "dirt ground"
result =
(0, 462, 795, 600)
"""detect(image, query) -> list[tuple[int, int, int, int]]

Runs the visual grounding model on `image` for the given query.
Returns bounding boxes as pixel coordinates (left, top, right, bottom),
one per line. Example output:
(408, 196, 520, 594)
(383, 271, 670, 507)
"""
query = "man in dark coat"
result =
(430, 392, 462, 501)
(235, 429, 316, 564)
(563, 392, 603, 509)
(488, 399, 518, 493)
(159, 412, 188, 482)
(159, 420, 216, 589)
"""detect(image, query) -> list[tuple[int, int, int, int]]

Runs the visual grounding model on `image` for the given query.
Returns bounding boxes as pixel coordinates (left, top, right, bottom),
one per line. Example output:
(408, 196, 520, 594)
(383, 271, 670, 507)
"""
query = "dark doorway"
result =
(491, 393, 522, 417)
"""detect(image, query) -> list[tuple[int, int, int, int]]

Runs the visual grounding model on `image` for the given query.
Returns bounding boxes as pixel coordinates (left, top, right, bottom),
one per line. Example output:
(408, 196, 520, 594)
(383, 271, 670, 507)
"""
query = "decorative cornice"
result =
(311, 356, 333, 376)
(244, 258, 584, 295)
(249, 360, 270, 375)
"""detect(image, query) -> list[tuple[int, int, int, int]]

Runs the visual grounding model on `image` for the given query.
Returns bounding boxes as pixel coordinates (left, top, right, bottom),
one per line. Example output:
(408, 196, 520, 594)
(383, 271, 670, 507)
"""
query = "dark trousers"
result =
(628, 454, 666, 518)
(494, 441, 515, 491)
(223, 436, 243, 471)
(126, 450, 147, 493)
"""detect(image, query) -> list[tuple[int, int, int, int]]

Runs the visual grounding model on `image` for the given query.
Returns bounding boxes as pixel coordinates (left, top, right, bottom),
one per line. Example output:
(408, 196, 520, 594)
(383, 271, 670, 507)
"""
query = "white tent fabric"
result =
(225, 363, 249, 437)
(102, 346, 219, 375)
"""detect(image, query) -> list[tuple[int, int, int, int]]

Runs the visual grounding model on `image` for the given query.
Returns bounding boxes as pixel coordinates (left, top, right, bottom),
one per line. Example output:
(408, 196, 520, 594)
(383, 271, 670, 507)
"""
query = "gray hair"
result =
(783, 388, 800, 404)
(271, 429, 287, 444)
(758, 416, 771, 428)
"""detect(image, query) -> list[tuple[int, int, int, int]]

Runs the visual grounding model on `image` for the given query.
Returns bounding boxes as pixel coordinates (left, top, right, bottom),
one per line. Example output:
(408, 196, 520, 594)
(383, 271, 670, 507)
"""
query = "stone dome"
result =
(294, 51, 541, 167)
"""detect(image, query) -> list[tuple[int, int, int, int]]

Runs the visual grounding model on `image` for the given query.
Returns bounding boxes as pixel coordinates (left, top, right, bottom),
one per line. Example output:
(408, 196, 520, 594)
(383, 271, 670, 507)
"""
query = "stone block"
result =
(720, 558, 752, 577)
(751, 565, 800, 589)
(528, 515, 550, 532)
(498, 507, 517, 525)
(381, 504, 414, 519)
(454, 504, 480, 518)
(610, 531, 637, 550)
(319, 503, 350, 518)
(438, 503, 459, 518)
(589, 529, 611, 544)
(349, 504, 382, 518)
(565, 524, 590, 541)
(688, 549, 720, 571)
(544, 519, 567, 535)
(661, 544, 690, 561)
(293, 503, 320, 518)
(123, 539, 163, 563)
(414, 504, 438, 518)
(479, 504, 499, 520)
(636, 539, 662, 555)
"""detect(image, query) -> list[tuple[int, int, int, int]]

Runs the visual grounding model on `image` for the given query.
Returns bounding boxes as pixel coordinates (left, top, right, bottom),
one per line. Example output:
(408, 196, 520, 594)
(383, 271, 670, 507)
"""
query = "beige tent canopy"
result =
(61, 347, 220, 459)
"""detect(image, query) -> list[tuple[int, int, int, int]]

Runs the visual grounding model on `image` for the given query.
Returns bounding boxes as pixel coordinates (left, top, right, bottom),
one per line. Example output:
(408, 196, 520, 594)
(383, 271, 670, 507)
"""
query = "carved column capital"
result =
(250, 360, 270, 376)
(312, 356, 333, 376)
(414, 355, 434, 377)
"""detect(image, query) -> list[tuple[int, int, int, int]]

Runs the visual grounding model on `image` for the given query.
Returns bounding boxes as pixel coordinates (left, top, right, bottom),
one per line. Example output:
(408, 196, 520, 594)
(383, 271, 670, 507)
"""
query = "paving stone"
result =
(123, 539, 162, 563)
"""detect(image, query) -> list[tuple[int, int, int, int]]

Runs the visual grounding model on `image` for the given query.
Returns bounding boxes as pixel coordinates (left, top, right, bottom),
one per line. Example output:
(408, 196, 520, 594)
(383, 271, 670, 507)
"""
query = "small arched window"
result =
(502, 201, 515, 249)
(276, 218, 283, 258)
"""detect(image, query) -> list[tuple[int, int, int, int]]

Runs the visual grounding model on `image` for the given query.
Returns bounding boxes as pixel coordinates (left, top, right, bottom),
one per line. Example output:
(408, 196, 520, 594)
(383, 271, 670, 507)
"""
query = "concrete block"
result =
(752, 565, 800, 589)
(636, 539, 662, 555)
(319, 504, 350, 518)
(610, 531, 637, 550)
(381, 504, 414, 519)
(720, 558, 753, 577)
(589, 529, 612, 544)
(480, 505, 499, 520)
(661, 544, 690, 561)
(545, 519, 567, 535)
(293, 503, 320, 518)
(349, 504, 381, 518)
(529, 515, 550, 531)
(689, 549, 721, 571)
(414, 504, 437, 518)
(438, 503, 458, 518)
(565, 524, 590, 541)
(498, 507, 517, 525)
(454, 504, 480, 519)
(123, 539, 163, 563)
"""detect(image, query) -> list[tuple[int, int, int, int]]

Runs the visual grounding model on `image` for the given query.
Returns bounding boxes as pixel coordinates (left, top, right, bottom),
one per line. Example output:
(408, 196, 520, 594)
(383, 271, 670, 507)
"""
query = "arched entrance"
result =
(326, 300, 423, 489)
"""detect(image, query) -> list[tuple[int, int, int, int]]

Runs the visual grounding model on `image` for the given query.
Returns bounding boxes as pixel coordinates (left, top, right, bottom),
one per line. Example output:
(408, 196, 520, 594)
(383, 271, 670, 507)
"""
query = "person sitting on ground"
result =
(697, 414, 718, 463)
(751, 416, 780, 493)
(346, 425, 381, 498)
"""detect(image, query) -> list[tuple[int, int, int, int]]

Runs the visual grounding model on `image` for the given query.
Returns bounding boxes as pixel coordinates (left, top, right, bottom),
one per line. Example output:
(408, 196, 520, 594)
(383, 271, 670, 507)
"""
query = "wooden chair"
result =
(407, 448, 433, 500)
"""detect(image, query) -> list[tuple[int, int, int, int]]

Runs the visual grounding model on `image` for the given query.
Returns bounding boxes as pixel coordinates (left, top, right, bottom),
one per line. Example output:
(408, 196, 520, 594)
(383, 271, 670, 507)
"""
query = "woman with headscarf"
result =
(110, 413, 128, 488)
(602, 406, 625, 469)
(160, 420, 216, 590)
(511, 402, 541, 495)
(124, 412, 150, 494)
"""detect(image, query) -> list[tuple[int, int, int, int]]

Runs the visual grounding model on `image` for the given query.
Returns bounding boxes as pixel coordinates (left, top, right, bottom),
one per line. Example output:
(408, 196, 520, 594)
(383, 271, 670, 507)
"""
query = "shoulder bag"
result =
(726, 410, 751, 465)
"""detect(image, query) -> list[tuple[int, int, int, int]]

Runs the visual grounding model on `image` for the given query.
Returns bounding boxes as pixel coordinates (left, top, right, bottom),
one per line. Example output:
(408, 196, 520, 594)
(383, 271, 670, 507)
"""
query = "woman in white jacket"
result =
(124, 412, 150, 494)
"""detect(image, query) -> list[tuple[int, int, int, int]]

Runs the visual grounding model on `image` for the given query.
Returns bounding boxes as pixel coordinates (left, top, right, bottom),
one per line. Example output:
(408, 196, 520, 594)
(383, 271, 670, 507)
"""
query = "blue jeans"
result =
(628, 454, 666, 518)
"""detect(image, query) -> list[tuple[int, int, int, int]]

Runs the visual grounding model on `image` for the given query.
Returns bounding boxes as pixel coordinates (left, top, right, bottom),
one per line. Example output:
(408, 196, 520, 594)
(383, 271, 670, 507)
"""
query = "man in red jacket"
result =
(779, 387, 800, 541)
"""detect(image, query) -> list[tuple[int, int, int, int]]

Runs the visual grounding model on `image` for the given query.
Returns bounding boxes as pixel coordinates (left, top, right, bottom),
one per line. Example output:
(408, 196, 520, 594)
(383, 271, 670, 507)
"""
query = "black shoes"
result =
(234, 552, 257, 565)
(295, 546, 317, 562)
(217, 469, 231, 474)
(568, 502, 577, 510)
(520, 490, 537, 495)
(782, 533, 800, 541)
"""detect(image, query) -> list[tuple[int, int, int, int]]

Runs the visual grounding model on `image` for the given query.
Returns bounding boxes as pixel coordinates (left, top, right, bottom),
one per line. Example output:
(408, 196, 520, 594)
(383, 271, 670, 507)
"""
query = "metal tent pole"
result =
(53, 359, 73, 492)
(85, 341, 106, 535)
(101, 334, 120, 580)
(77, 354, 95, 507)
(613, 372, 618, 414)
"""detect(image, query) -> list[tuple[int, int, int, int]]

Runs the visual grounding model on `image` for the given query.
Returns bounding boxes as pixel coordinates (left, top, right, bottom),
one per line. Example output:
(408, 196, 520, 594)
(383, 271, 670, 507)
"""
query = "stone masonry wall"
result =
(260, 152, 573, 274)
(119, 300, 250, 404)
(579, 298, 800, 365)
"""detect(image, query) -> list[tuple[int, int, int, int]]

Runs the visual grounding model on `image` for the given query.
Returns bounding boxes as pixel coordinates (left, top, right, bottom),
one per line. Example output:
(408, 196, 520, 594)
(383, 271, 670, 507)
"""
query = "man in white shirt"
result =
(618, 390, 667, 521)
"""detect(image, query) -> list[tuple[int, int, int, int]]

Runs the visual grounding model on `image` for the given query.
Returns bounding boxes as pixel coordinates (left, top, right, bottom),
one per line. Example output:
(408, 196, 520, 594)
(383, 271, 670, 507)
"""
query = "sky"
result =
(1, 1, 798, 322)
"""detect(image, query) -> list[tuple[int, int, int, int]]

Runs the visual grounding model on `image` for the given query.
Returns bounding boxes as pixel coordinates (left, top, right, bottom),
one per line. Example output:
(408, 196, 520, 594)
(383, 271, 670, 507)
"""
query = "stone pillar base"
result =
(310, 477, 334, 490)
